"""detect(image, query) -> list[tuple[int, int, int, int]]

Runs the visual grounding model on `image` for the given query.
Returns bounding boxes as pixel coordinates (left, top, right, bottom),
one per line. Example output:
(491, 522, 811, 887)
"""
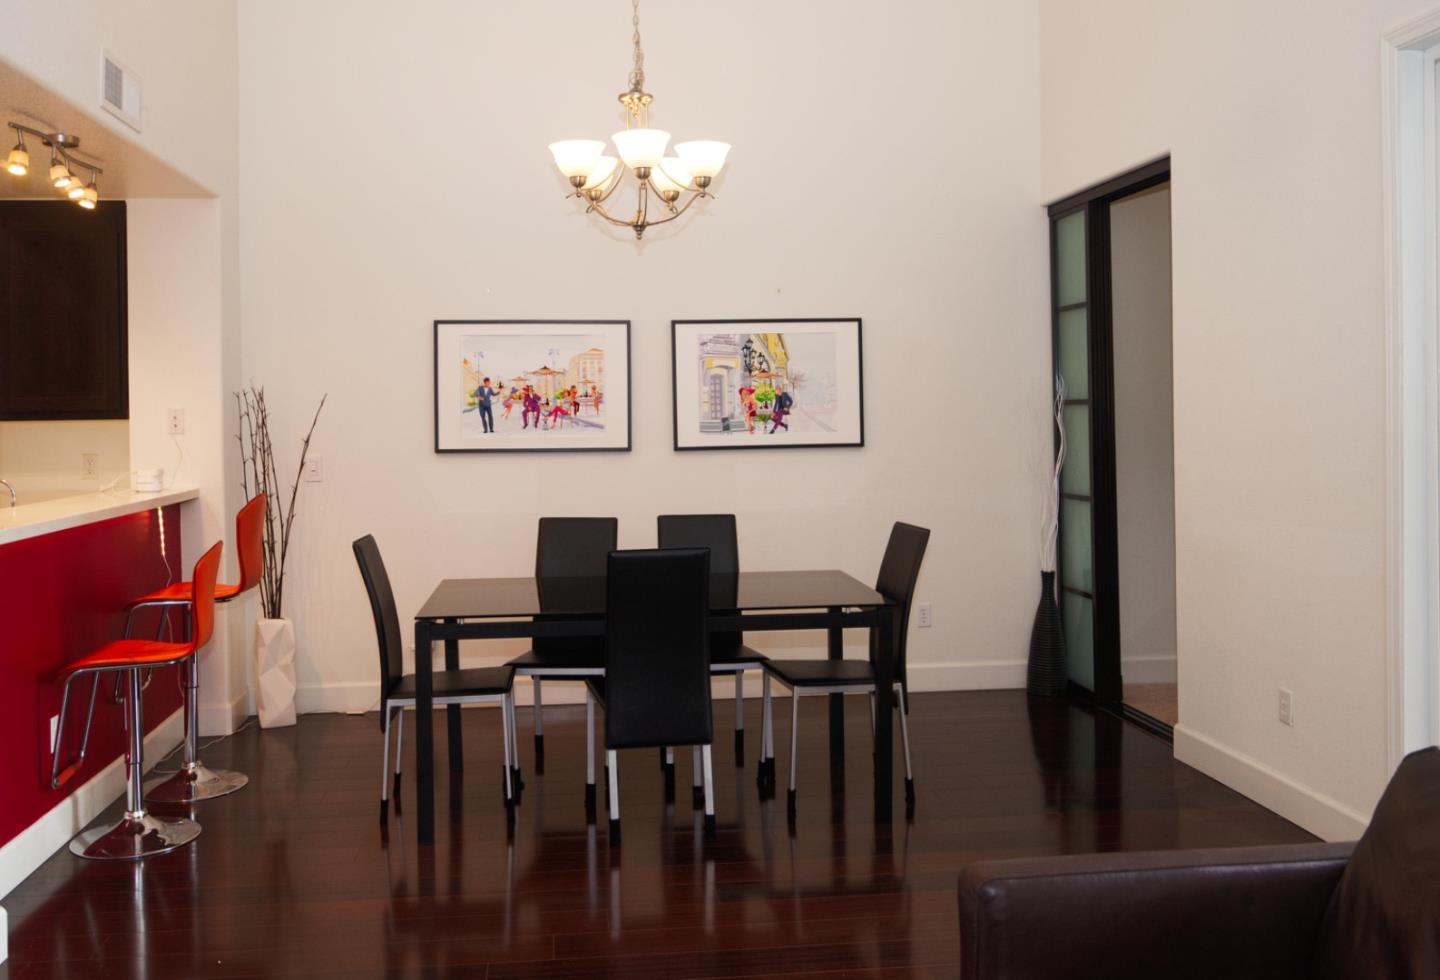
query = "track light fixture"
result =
(5, 131, 27, 176)
(4, 122, 104, 210)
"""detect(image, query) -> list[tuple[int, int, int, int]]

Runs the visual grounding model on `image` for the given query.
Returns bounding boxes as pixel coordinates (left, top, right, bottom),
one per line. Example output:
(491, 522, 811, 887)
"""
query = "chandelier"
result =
(548, 0, 730, 240)
(5, 122, 104, 210)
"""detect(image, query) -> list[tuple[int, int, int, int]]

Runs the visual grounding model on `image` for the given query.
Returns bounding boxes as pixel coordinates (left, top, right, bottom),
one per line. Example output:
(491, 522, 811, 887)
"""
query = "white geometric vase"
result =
(255, 617, 298, 729)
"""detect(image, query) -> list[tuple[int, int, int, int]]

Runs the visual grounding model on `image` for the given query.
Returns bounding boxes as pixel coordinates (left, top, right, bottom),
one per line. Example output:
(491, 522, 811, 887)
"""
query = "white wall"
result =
(237, 0, 1050, 712)
(1111, 185, 1177, 686)
(1040, 0, 1433, 839)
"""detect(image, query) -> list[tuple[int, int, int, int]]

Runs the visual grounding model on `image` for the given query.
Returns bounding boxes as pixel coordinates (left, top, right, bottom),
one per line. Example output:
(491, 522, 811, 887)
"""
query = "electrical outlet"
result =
(916, 602, 932, 628)
(1278, 688, 1294, 727)
(166, 408, 185, 435)
(304, 456, 323, 482)
(81, 453, 97, 478)
(50, 714, 59, 752)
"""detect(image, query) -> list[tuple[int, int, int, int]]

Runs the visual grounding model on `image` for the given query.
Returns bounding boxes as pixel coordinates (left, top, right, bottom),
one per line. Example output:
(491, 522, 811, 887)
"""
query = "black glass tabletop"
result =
(415, 569, 889, 620)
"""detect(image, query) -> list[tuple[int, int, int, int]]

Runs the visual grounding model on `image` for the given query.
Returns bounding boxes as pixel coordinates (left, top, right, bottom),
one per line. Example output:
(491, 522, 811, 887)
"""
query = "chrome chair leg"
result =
(758, 670, 774, 794)
(734, 673, 745, 766)
(897, 682, 914, 805)
(507, 691, 523, 792)
(584, 688, 597, 819)
(393, 707, 404, 811)
(787, 688, 800, 820)
(532, 677, 545, 773)
(701, 743, 716, 838)
(70, 668, 201, 860)
(606, 749, 620, 846)
(500, 696, 514, 811)
(144, 654, 248, 804)
(691, 745, 703, 809)
(379, 706, 394, 823)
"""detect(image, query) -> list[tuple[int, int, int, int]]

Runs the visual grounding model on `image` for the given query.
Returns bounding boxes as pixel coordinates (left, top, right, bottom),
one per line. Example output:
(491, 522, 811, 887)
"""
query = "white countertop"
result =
(0, 485, 200, 546)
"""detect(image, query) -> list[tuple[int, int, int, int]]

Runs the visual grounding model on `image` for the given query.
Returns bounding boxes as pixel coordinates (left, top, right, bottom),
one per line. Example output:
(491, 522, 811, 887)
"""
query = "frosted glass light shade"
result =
(67, 181, 87, 200)
(6, 145, 28, 176)
(674, 140, 730, 178)
(78, 183, 98, 209)
(611, 128, 670, 170)
(548, 140, 606, 179)
(651, 158, 692, 196)
(582, 156, 619, 191)
(50, 163, 73, 188)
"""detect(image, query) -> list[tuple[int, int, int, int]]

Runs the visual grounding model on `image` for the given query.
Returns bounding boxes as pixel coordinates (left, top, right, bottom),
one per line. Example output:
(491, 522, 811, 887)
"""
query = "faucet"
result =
(0, 479, 13, 509)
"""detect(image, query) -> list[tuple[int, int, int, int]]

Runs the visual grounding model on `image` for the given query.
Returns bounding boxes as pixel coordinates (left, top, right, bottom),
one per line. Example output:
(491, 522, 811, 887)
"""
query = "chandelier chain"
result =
(629, 0, 645, 91)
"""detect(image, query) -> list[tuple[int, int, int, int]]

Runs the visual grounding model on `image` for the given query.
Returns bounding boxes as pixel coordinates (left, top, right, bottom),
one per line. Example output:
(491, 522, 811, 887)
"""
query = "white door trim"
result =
(1382, 8, 1440, 770)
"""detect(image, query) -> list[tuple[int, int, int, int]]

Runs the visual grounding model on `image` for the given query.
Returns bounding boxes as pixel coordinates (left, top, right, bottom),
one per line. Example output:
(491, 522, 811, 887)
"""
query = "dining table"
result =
(411, 569, 898, 844)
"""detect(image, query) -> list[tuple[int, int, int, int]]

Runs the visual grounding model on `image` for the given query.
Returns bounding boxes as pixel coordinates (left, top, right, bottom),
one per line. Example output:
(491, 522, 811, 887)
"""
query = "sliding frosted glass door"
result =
(1052, 208, 1097, 693)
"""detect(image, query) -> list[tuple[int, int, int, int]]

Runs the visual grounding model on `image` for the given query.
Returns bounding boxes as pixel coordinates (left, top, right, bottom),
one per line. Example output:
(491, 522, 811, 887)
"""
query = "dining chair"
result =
(585, 547, 715, 845)
(505, 517, 617, 776)
(657, 514, 767, 780)
(758, 521, 930, 820)
(353, 534, 518, 823)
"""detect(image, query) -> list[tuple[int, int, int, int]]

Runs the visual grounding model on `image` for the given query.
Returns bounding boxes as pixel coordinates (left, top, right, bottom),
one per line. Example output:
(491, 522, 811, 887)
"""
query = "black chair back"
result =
(657, 514, 740, 657)
(536, 517, 617, 579)
(353, 534, 404, 724)
(603, 548, 713, 749)
(873, 522, 931, 683)
(534, 517, 617, 656)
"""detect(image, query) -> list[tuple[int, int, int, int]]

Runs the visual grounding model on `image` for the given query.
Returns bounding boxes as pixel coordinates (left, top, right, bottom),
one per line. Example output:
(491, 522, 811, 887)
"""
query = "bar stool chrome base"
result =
(69, 811, 201, 860)
(144, 762, 249, 804)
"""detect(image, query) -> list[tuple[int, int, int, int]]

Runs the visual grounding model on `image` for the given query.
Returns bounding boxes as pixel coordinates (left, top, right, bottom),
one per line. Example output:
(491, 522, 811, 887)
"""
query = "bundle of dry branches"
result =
(237, 385, 326, 619)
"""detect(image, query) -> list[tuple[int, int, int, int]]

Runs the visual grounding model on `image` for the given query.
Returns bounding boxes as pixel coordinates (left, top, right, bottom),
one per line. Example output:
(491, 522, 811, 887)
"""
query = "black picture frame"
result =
(433, 319, 632, 454)
(670, 318, 865, 451)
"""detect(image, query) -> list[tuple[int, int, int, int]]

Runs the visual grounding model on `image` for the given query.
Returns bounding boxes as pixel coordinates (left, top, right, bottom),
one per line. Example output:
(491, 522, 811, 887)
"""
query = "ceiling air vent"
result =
(99, 51, 142, 132)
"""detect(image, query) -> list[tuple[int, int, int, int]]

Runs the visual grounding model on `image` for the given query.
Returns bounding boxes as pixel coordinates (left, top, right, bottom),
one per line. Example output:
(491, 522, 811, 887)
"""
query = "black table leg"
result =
(872, 607, 894, 823)
(415, 619, 435, 844)
(444, 620, 462, 773)
(827, 609, 844, 767)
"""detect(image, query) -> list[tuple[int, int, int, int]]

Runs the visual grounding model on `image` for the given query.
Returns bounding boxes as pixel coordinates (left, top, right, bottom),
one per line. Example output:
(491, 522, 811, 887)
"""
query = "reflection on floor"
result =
(1126, 682, 1179, 727)
(1, 691, 1304, 979)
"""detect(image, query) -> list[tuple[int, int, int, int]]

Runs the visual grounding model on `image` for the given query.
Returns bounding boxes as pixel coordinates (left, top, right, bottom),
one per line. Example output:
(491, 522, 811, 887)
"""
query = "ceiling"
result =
(0, 59, 210, 200)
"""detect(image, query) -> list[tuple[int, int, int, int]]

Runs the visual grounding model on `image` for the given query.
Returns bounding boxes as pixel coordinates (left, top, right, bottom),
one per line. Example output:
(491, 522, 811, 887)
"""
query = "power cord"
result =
(148, 716, 257, 774)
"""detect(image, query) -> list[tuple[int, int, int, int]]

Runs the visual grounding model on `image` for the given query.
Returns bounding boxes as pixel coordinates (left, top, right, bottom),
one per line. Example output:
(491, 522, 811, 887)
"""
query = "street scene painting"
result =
(434, 320, 631, 453)
(671, 319, 864, 451)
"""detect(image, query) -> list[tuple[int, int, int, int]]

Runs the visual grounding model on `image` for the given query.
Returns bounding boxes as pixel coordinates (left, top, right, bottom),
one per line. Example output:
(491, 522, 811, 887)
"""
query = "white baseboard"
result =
(1174, 723, 1370, 842)
(294, 659, 1029, 717)
(1121, 656, 1178, 684)
(199, 690, 249, 737)
(0, 707, 185, 900)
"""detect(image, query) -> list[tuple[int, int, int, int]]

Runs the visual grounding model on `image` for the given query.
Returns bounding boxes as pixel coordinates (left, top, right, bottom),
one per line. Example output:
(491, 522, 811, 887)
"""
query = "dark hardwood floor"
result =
(1, 690, 1314, 979)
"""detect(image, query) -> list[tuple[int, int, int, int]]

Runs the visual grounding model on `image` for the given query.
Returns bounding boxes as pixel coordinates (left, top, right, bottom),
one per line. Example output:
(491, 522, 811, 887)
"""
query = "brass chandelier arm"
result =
(638, 188, 709, 228)
(585, 197, 645, 229)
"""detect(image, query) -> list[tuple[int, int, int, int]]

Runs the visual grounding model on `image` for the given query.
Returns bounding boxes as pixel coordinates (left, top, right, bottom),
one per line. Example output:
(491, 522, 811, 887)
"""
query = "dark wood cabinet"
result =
(0, 200, 127, 420)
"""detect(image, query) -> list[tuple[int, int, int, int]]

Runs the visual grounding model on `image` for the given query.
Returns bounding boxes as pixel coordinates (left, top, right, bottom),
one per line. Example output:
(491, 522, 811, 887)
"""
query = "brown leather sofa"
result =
(958, 747, 1439, 980)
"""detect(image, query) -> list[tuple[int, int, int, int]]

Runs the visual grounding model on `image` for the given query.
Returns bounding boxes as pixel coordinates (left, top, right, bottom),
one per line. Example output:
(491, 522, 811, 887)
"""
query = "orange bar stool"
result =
(126, 493, 265, 804)
(51, 541, 224, 860)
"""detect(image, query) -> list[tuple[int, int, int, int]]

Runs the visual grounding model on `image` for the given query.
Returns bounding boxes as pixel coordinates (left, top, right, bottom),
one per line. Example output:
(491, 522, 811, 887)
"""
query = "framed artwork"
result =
(434, 320, 631, 453)
(671, 318, 865, 451)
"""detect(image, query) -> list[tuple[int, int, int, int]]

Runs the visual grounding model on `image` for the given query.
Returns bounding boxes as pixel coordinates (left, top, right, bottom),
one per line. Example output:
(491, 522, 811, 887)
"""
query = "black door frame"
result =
(1048, 156, 1171, 732)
